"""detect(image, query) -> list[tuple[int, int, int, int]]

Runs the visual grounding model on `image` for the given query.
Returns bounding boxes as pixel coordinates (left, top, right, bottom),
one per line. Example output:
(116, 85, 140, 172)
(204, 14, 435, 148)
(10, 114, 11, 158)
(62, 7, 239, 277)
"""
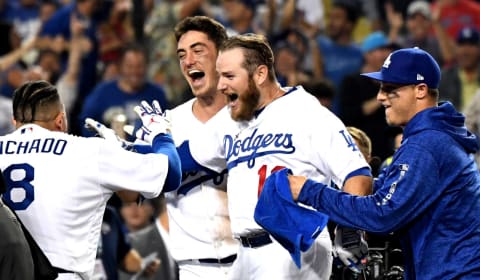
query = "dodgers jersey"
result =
(166, 99, 238, 260)
(189, 86, 370, 235)
(0, 124, 168, 279)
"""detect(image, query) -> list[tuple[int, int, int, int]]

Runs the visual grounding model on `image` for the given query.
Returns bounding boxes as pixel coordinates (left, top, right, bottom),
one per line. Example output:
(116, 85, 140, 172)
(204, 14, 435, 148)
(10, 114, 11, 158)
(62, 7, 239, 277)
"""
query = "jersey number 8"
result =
(2, 163, 35, 210)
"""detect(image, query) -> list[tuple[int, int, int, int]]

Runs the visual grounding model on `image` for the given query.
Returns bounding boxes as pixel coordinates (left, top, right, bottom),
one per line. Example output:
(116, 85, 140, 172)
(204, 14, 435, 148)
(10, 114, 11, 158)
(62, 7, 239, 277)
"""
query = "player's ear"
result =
(254, 64, 268, 85)
(415, 83, 428, 100)
(54, 111, 67, 132)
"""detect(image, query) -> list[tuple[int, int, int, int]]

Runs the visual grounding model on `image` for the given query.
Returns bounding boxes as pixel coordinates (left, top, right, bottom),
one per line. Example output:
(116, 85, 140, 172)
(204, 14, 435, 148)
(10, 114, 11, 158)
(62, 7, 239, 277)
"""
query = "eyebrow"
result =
(177, 42, 208, 54)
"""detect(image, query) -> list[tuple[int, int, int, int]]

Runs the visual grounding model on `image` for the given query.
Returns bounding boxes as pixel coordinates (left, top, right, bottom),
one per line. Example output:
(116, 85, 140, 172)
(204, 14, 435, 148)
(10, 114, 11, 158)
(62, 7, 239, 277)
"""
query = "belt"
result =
(197, 254, 237, 264)
(238, 230, 272, 248)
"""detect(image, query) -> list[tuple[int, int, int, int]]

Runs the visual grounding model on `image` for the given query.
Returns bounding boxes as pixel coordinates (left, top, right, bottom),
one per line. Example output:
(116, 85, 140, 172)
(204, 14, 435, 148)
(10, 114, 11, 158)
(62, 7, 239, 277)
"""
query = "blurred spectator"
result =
(264, 0, 324, 37)
(338, 31, 399, 162)
(144, 0, 205, 107)
(273, 41, 311, 87)
(39, 0, 58, 23)
(5, 0, 59, 69)
(94, 205, 160, 280)
(439, 26, 480, 111)
(0, 33, 64, 100)
(119, 195, 179, 280)
(56, 13, 91, 115)
(0, 47, 61, 99)
(270, 27, 324, 82)
(0, 35, 38, 136)
(217, 0, 262, 35)
(315, 0, 364, 115)
(9, 0, 40, 47)
(432, 0, 480, 41)
(78, 43, 169, 137)
(38, 0, 103, 135)
(303, 79, 336, 111)
(120, 200, 156, 233)
(98, 0, 135, 79)
(389, 0, 452, 66)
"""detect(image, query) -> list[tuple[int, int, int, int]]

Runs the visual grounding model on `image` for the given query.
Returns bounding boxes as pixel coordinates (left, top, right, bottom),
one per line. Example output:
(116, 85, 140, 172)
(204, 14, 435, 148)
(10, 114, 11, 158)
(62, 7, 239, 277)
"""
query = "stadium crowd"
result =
(1, 0, 480, 279)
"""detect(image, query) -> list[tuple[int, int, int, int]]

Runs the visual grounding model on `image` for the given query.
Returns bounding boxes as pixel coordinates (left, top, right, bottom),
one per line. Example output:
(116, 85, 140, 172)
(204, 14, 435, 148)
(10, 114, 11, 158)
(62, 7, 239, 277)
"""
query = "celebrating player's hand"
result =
(333, 226, 368, 274)
(84, 118, 133, 150)
(126, 100, 172, 144)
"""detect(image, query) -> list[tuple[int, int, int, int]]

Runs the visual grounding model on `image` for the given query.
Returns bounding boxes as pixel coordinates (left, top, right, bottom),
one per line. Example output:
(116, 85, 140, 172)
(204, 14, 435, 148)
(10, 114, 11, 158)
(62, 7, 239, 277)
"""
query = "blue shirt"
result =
(316, 35, 363, 115)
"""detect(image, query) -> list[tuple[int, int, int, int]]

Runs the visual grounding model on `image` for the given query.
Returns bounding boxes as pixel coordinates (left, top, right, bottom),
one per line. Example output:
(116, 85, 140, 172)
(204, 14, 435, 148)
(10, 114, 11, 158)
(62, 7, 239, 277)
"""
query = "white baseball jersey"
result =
(190, 86, 369, 235)
(166, 98, 238, 262)
(189, 86, 369, 279)
(0, 124, 168, 279)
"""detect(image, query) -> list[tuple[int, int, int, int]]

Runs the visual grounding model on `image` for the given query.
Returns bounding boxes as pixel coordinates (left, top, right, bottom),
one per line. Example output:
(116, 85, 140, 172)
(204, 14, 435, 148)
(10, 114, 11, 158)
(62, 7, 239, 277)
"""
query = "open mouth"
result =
(188, 70, 205, 81)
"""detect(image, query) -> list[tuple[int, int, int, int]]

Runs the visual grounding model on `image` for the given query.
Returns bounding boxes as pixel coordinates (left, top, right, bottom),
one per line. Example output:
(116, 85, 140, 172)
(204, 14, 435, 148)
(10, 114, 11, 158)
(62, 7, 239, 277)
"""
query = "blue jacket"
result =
(298, 102, 480, 279)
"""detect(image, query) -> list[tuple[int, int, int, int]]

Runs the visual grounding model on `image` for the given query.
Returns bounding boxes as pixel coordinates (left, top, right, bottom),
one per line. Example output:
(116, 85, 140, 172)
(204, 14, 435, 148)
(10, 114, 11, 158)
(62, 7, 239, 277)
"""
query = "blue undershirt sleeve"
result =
(151, 134, 181, 192)
(177, 141, 220, 175)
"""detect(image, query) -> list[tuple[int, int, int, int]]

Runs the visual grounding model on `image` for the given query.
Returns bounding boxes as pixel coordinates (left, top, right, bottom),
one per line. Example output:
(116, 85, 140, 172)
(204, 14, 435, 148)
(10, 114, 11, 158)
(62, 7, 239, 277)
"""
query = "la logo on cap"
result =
(416, 74, 424, 81)
(383, 53, 392, 68)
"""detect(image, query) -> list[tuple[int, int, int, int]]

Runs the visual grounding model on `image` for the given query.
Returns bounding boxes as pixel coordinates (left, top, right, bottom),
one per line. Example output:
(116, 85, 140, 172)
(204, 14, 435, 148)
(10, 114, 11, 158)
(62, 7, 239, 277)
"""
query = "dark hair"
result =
(119, 43, 148, 64)
(174, 16, 228, 49)
(333, 0, 362, 24)
(12, 80, 60, 123)
(220, 34, 277, 82)
(429, 88, 439, 99)
(303, 79, 335, 100)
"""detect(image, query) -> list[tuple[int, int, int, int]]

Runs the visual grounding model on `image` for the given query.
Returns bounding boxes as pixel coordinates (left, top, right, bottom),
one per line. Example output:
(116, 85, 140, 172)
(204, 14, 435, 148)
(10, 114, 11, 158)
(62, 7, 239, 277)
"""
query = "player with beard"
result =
(129, 33, 373, 279)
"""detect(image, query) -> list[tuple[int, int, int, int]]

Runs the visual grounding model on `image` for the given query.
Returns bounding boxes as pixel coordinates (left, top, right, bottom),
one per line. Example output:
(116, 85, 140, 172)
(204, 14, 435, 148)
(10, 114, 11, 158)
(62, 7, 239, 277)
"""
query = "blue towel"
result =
(254, 168, 329, 268)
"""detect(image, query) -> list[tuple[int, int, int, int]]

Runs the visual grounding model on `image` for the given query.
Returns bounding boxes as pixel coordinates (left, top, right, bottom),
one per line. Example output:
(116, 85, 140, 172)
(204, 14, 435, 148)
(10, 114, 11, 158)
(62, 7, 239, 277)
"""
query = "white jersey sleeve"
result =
(187, 106, 233, 172)
(0, 124, 168, 277)
(97, 138, 168, 198)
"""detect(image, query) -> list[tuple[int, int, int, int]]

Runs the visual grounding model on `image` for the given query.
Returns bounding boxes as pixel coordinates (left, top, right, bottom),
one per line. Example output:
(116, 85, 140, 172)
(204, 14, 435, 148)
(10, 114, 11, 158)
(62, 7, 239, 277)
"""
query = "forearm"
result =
(342, 167, 373, 195)
(298, 180, 397, 234)
(151, 134, 181, 192)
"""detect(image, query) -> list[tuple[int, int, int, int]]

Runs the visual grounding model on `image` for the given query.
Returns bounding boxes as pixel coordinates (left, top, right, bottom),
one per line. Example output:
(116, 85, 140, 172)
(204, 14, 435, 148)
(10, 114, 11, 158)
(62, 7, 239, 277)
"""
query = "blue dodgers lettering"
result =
(340, 129, 359, 152)
(177, 169, 228, 195)
(0, 138, 67, 155)
(225, 128, 295, 168)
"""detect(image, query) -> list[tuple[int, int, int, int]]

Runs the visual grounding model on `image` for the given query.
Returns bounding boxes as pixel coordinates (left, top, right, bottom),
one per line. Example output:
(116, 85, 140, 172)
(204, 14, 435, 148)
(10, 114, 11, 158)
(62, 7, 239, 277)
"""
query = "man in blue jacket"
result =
(285, 47, 480, 279)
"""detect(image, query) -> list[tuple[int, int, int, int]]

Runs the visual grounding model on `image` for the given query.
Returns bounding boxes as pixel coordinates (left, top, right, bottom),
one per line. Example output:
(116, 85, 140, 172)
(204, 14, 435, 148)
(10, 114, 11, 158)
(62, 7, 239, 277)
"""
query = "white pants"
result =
(228, 231, 332, 280)
(177, 261, 233, 280)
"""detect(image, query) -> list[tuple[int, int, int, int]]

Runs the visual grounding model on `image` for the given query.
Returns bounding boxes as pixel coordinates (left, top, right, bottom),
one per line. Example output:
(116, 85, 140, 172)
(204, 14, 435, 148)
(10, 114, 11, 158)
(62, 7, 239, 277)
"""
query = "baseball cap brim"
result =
(361, 71, 384, 82)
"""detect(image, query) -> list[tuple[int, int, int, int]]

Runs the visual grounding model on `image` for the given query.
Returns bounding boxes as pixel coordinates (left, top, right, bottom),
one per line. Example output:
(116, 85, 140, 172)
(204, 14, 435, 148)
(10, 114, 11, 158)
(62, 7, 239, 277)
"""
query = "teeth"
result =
(188, 70, 201, 75)
(188, 70, 205, 79)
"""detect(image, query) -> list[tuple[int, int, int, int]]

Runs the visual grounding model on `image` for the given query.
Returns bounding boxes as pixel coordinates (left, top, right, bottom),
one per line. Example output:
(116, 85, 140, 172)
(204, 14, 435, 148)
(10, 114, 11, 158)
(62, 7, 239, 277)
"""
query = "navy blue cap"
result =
(456, 26, 480, 45)
(361, 47, 441, 89)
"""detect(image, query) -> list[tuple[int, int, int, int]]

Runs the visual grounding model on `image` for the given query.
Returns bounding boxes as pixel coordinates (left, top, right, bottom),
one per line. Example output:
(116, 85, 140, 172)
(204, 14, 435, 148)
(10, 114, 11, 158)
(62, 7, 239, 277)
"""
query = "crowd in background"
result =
(1, 0, 480, 278)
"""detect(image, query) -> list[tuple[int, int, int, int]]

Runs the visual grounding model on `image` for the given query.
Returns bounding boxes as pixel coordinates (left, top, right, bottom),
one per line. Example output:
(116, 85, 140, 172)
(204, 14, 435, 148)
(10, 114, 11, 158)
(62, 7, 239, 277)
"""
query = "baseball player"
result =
(136, 34, 373, 279)
(0, 80, 181, 279)
(286, 47, 480, 279)
(164, 16, 238, 279)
